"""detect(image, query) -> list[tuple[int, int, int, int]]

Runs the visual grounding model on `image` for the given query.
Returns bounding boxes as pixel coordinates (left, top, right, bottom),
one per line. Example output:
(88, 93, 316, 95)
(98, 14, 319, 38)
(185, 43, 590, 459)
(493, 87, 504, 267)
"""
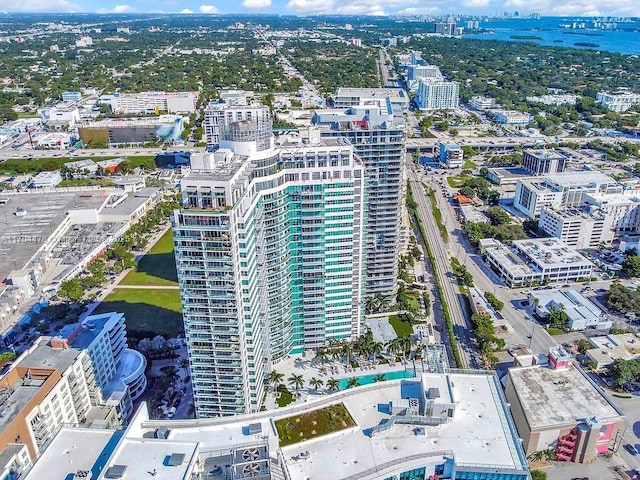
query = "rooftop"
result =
(529, 289, 602, 322)
(545, 170, 616, 188)
(513, 238, 592, 268)
(24, 428, 120, 480)
(507, 364, 622, 430)
(587, 333, 640, 365)
(524, 149, 566, 160)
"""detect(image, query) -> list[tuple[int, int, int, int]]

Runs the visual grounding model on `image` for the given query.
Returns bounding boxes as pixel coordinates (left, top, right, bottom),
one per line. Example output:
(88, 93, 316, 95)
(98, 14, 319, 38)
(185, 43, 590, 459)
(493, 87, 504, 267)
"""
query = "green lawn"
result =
(276, 384, 295, 408)
(274, 403, 356, 447)
(121, 230, 178, 286)
(446, 175, 470, 188)
(0, 155, 156, 174)
(546, 327, 565, 336)
(93, 288, 183, 338)
(463, 159, 478, 169)
(388, 314, 413, 337)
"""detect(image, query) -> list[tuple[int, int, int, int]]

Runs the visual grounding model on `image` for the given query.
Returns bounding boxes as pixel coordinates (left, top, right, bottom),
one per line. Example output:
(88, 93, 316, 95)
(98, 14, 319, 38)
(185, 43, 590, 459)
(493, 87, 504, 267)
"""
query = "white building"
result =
(584, 192, 640, 234)
(415, 78, 459, 111)
(331, 87, 409, 111)
(522, 149, 566, 175)
(99, 91, 198, 114)
(75, 36, 93, 47)
(526, 94, 577, 106)
(24, 371, 530, 480)
(61, 91, 81, 102)
(585, 333, 640, 369)
(597, 91, 640, 112)
(469, 96, 495, 110)
(203, 102, 271, 149)
(513, 171, 621, 218)
(64, 159, 99, 175)
(538, 207, 614, 249)
(31, 171, 62, 188)
(492, 110, 531, 125)
(38, 104, 80, 129)
(220, 89, 253, 106)
(407, 64, 442, 81)
(36, 132, 71, 150)
(434, 141, 464, 168)
(529, 289, 611, 330)
(480, 237, 593, 287)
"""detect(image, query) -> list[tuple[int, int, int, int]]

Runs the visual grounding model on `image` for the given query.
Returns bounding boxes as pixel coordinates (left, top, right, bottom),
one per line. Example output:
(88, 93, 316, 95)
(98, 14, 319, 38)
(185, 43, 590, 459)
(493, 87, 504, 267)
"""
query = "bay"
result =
(464, 17, 640, 55)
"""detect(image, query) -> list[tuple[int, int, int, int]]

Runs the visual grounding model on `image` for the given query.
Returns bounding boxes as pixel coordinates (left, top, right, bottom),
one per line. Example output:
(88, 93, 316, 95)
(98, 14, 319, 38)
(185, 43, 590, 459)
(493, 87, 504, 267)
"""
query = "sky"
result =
(2, 0, 640, 17)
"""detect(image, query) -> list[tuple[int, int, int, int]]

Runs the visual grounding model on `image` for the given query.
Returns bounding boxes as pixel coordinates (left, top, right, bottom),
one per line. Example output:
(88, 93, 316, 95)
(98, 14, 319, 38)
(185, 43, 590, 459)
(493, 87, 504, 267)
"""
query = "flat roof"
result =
(0, 191, 110, 280)
(15, 336, 82, 373)
(513, 238, 592, 269)
(147, 372, 526, 479)
(24, 428, 119, 480)
(507, 364, 622, 430)
(0, 374, 49, 431)
(98, 437, 198, 480)
(587, 333, 640, 365)
(546, 170, 616, 188)
(530, 289, 602, 322)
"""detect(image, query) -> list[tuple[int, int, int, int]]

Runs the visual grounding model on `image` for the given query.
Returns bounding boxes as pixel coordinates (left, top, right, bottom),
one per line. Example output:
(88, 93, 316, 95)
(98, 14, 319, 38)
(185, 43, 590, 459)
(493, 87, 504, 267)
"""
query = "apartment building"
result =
(415, 78, 459, 111)
(0, 312, 144, 460)
(203, 101, 270, 148)
(173, 114, 366, 418)
(596, 91, 640, 112)
(407, 64, 441, 81)
(434, 141, 464, 168)
(469, 96, 495, 110)
(312, 93, 406, 297)
(99, 91, 198, 114)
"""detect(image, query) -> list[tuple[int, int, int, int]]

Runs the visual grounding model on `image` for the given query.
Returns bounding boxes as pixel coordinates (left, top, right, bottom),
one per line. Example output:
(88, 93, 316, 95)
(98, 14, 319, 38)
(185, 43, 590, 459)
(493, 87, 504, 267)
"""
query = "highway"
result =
(407, 161, 480, 369)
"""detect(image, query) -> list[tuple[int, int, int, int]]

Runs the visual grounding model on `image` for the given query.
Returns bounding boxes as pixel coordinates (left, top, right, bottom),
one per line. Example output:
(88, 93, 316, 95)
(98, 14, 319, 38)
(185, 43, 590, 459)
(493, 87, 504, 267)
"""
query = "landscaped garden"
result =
(121, 229, 178, 286)
(274, 403, 356, 447)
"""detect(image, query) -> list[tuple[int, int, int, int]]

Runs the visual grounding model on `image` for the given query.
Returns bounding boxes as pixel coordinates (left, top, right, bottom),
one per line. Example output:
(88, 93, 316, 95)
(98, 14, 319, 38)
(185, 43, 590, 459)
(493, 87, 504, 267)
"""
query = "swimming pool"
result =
(337, 369, 415, 390)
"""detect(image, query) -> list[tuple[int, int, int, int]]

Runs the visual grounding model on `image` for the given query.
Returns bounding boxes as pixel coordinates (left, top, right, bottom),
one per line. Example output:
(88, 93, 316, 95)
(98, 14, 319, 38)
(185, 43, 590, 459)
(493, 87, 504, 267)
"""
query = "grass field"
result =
(446, 175, 470, 188)
(388, 314, 413, 337)
(121, 230, 178, 286)
(463, 159, 478, 169)
(274, 403, 355, 447)
(93, 288, 183, 338)
(0, 155, 157, 174)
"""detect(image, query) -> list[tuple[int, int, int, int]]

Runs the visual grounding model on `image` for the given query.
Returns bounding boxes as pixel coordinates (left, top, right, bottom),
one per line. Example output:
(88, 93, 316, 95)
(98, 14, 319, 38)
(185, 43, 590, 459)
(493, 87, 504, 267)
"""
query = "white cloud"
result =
(241, 0, 271, 8)
(396, 6, 440, 15)
(335, 2, 387, 15)
(503, 0, 640, 16)
(97, 3, 135, 12)
(0, 0, 80, 11)
(179, 7, 193, 12)
(198, 4, 219, 13)
(286, 0, 334, 14)
(462, 0, 490, 8)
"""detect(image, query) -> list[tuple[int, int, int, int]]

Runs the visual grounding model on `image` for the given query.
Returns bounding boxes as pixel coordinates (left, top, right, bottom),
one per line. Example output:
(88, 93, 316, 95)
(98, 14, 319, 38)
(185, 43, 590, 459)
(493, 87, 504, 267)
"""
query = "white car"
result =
(166, 407, 176, 418)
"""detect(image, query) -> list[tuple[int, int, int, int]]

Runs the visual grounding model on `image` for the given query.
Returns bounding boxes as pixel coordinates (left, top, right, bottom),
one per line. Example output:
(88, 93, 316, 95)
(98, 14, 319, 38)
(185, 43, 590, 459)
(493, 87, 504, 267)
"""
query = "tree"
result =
(373, 374, 385, 383)
(575, 338, 591, 354)
(546, 305, 569, 330)
(531, 470, 548, 480)
(266, 370, 284, 390)
(486, 207, 511, 226)
(287, 374, 305, 393)
(327, 377, 340, 392)
(346, 377, 360, 389)
(308, 377, 323, 392)
(607, 358, 640, 390)
(484, 292, 504, 312)
(57, 279, 84, 302)
(622, 255, 640, 277)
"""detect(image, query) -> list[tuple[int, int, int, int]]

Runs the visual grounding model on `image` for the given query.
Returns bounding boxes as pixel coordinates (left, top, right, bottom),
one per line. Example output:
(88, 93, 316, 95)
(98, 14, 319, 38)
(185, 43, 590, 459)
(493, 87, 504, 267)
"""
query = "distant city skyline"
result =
(2, 0, 639, 18)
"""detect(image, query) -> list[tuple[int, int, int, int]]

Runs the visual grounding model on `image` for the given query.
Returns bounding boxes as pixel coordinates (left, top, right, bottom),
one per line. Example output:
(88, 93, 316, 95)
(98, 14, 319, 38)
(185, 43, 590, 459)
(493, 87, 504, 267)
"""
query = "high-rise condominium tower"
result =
(174, 107, 365, 418)
(312, 93, 406, 297)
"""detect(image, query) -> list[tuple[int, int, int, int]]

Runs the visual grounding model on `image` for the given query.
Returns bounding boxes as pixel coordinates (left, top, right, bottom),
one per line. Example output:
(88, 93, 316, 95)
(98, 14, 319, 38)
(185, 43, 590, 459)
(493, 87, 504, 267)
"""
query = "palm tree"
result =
(369, 341, 384, 361)
(287, 374, 305, 394)
(315, 347, 329, 365)
(308, 377, 324, 392)
(373, 374, 385, 383)
(341, 340, 353, 365)
(326, 377, 340, 392)
(365, 296, 379, 314)
(346, 377, 360, 389)
(266, 370, 284, 390)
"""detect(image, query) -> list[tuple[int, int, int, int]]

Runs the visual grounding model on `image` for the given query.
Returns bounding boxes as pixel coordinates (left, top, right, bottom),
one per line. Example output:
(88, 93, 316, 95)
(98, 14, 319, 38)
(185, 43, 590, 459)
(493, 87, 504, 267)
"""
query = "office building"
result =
(513, 171, 621, 218)
(407, 64, 441, 81)
(480, 237, 593, 287)
(415, 78, 459, 111)
(528, 289, 612, 331)
(173, 111, 366, 418)
(435, 141, 464, 168)
(38, 104, 80, 130)
(312, 92, 406, 297)
(505, 347, 625, 463)
(99, 91, 198, 114)
(30, 171, 62, 188)
(596, 91, 640, 112)
(583, 192, 640, 234)
(538, 207, 614, 249)
(522, 149, 566, 175)
(26, 371, 531, 480)
(469, 96, 495, 110)
(61, 91, 81, 102)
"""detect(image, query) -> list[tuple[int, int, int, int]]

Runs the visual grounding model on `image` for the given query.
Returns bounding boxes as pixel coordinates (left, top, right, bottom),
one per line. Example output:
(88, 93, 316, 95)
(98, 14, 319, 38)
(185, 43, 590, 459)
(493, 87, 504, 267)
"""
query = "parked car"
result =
(625, 444, 639, 456)
(166, 406, 177, 418)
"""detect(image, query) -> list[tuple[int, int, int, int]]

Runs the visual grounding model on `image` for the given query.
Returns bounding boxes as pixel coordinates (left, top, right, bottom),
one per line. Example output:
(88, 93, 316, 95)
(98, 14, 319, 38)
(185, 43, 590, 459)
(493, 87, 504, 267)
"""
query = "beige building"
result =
(505, 347, 625, 463)
(585, 333, 640, 370)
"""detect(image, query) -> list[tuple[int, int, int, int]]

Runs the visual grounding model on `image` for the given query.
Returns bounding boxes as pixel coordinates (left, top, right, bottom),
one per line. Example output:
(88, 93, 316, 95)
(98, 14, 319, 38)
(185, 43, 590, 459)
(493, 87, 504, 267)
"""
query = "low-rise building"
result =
(30, 171, 62, 188)
(330, 87, 409, 112)
(505, 347, 625, 463)
(528, 289, 612, 330)
(526, 94, 577, 106)
(78, 115, 184, 146)
(459, 205, 490, 224)
(61, 91, 82, 102)
(486, 166, 532, 186)
(99, 91, 198, 114)
(585, 333, 640, 370)
(480, 237, 593, 287)
(469, 96, 495, 110)
(64, 159, 99, 175)
(38, 104, 80, 130)
(434, 141, 463, 168)
(25, 370, 531, 480)
(492, 110, 531, 125)
(596, 91, 640, 112)
(36, 132, 71, 150)
(538, 207, 614, 249)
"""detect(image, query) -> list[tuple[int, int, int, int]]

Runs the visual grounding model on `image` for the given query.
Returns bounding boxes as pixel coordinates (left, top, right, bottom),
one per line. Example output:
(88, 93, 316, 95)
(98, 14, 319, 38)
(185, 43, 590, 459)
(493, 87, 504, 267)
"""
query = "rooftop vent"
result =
(167, 453, 185, 466)
(104, 465, 127, 479)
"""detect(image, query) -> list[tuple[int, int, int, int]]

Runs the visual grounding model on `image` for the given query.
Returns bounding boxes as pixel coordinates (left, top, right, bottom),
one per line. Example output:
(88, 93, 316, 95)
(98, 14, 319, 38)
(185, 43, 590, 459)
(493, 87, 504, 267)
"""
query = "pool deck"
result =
(264, 354, 432, 411)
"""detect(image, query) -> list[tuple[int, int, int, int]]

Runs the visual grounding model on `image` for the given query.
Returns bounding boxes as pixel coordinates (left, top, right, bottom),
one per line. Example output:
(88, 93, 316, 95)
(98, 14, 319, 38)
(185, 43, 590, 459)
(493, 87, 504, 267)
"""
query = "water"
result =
(464, 17, 640, 55)
(337, 369, 414, 389)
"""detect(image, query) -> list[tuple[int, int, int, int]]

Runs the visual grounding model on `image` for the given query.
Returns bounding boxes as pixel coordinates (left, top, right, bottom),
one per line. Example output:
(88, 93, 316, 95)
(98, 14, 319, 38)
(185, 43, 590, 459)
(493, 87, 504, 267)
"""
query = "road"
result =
(0, 146, 205, 161)
(407, 161, 480, 369)
(378, 48, 396, 87)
